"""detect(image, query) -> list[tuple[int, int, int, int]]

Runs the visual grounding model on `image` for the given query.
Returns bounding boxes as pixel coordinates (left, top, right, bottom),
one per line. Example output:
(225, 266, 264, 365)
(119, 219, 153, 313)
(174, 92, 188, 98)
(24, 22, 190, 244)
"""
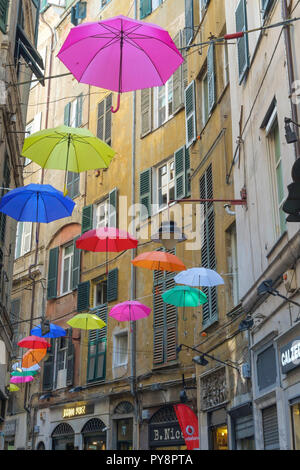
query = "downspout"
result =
(282, 0, 300, 160)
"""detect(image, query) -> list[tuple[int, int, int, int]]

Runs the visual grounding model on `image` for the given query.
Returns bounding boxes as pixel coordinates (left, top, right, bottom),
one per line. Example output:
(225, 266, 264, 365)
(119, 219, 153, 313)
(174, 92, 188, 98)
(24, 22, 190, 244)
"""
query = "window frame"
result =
(153, 76, 174, 129)
(94, 198, 109, 229)
(93, 278, 107, 307)
(155, 158, 175, 212)
(254, 342, 279, 398)
(113, 330, 129, 368)
(201, 69, 209, 127)
(15, 222, 32, 259)
(60, 242, 74, 295)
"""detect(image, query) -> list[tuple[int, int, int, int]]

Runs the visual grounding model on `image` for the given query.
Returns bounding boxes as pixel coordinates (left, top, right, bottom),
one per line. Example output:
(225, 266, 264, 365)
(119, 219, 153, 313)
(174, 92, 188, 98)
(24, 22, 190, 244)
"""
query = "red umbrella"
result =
(18, 335, 51, 350)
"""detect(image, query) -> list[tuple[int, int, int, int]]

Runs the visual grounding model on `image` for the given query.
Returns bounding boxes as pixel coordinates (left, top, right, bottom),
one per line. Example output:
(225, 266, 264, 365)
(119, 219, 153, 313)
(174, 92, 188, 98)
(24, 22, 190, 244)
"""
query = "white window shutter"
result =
(184, 81, 197, 148)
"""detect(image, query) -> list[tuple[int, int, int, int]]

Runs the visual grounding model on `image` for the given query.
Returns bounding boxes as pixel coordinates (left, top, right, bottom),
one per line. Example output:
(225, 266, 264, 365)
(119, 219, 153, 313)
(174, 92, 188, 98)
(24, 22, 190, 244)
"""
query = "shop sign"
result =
(62, 404, 94, 419)
(280, 337, 300, 374)
(149, 423, 185, 447)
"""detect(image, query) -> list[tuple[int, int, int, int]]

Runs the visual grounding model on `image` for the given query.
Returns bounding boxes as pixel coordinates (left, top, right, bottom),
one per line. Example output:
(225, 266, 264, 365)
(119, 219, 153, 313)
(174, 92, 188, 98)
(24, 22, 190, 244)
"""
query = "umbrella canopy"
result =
(67, 313, 106, 330)
(76, 227, 138, 252)
(131, 251, 186, 272)
(31, 323, 66, 338)
(162, 285, 208, 307)
(8, 384, 20, 392)
(109, 301, 151, 322)
(22, 349, 47, 368)
(12, 362, 40, 372)
(18, 336, 50, 350)
(174, 267, 225, 287)
(0, 184, 75, 223)
(11, 370, 38, 377)
(10, 375, 34, 384)
(57, 15, 183, 112)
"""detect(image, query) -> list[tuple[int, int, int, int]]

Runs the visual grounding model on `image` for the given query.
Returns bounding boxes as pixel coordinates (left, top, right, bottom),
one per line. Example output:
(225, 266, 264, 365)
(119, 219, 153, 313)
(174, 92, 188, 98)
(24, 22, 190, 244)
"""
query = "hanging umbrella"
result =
(174, 267, 225, 287)
(22, 349, 47, 368)
(76, 227, 138, 274)
(11, 370, 38, 377)
(12, 362, 40, 372)
(18, 336, 50, 350)
(109, 301, 151, 322)
(162, 286, 207, 307)
(21, 126, 116, 195)
(31, 323, 66, 338)
(57, 15, 183, 112)
(10, 375, 34, 384)
(67, 313, 106, 330)
(131, 251, 186, 272)
(8, 384, 20, 392)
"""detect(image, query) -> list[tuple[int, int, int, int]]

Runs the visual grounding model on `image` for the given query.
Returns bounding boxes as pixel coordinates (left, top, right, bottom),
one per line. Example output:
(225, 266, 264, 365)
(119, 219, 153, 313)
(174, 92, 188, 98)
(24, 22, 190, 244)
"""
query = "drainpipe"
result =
(282, 0, 300, 160)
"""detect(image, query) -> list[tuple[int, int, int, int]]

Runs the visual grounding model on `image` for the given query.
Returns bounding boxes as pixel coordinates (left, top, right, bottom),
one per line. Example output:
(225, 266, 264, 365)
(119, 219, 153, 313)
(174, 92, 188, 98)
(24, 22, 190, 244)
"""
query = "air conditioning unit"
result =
(56, 369, 67, 389)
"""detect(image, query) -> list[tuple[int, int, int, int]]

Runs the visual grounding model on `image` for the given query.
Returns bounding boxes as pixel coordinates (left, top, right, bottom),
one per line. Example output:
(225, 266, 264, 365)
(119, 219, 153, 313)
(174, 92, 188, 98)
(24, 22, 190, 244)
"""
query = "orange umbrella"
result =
(131, 251, 186, 272)
(22, 348, 47, 368)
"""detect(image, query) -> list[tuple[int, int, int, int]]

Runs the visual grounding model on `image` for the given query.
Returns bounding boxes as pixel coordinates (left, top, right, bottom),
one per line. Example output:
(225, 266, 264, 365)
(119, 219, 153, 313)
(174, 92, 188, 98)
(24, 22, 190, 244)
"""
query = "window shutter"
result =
(235, 0, 249, 83)
(66, 328, 75, 386)
(262, 0, 273, 17)
(97, 101, 105, 140)
(105, 94, 112, 144)
(140, 0, 152, 19)
(262, 406, 280, 450)
(153, 290, 165, 365)
(67, 171, 80, 199)
(207, 43, 216, 114)
(185, 81, 197, 148)
(141, 88, 152, 137)
(185, 146, 191, 196)
(173, 32, 184, 114)
(81, 205, 93, 233)
(47, 247, 59, 300)
(75, 94, 83, 127)
(15, 223, 23, 259)
(89, 304, 107, 342)
(185, 0, 194, 46)
(42, 339, 55, 391)
(165, 277, 177, 362)
(75, 1, 87, 20)
(0, 0, 9, 33)
(139, 168, 152, 219)
(72, 236, 81, 290)
(174, 146, 185, 200)
(77, 281, 90, 311)
(22, 222, 32, 254)
(108, 187, 118, 228)
(64, 102, 71, 126)
(107, 268, 118, 303)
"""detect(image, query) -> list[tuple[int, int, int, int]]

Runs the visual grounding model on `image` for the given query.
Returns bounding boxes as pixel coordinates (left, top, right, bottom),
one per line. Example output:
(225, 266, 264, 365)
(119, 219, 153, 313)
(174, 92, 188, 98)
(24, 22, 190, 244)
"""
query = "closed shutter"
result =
(89, 305, 107, 342)
(47, 247, 59, 299)
(67, 171, 80, 199)
(165, 277, 177, 362)
(42, 339, 55, 391)
(140, 168, 152, 219)
(141, 88, 152, 137)
(0, 157, 10, 243)
(105, 94, 112, 145)
(185, 0, 194, 46)
(97, 101, 105, 139)
(11, 299, 20, 352)
(81, 205, 93, 233)
(72, 236, 81, 290)
(108, 187, 118, 228)
(207, 43, 216, 114)
(77, 281, 90, 311)
(15, 223, 23, 259)
(174, 146, 185, 200)
(107, 268, 118, 302)
(87, 305, 107, 381)
(235, 415, 254, 440)
(185, 146, 191, 196)
(0, 0, 8, 33)
(173, 31, 184, 114)
(235, 0, 249, 83)
(75, 94, 83, 127)
(185, 81, 197, 148)
(64, 102, 71, 126)
(262, 405, 280, 450)
(66, 328, 75, 386)
(257, 345, 277, 391)
(153, 288, 165, 365)
(140, 0, 152, 19)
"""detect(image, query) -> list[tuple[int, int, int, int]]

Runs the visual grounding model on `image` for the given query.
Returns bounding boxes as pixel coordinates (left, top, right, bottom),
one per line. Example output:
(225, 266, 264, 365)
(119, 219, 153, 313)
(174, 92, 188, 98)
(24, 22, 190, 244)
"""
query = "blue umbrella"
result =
(30, 323, 66, 338)
(174, 267, 224, 287)
(12, 362, 40, 372)
(0, 183, 75, 223)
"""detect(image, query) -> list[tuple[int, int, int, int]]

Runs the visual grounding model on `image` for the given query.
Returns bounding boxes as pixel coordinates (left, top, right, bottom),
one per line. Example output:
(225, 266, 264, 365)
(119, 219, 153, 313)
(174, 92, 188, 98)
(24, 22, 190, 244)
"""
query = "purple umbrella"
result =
(57, 15, 183, 112)
(109, 301, 151, 322)
(10, 375, 34, 384)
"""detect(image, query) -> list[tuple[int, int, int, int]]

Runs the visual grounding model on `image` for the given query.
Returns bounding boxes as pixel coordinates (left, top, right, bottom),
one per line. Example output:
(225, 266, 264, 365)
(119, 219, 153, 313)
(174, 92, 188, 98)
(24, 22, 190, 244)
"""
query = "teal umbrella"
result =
(162, 285, 207, 321)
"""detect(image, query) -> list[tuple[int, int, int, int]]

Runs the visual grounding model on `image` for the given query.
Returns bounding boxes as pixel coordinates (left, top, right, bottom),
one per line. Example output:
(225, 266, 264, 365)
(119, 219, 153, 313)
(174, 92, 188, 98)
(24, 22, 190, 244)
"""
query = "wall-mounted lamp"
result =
(238, 316, 254, 332)
(177, 344, 240, 372)
(192, 355, 209, 366)
(285, 117, 299, 144)
(257, 279, 300, 308)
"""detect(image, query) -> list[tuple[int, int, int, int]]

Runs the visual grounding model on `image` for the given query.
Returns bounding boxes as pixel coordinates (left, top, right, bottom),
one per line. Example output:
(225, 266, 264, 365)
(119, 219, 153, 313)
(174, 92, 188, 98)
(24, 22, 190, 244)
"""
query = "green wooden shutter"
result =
(207, 43, 216, 114)
(64, 102, 71, 126)
(81, 205, 93, 234)
(107, 268, 118, 302)
(140, 168, 152, 219)
(153, 289, 165, 364)
(185, 81, 197, 148)
(236, 0, 249, 83)
(105, 94, 112, 145)
(262, 0, 273, 17)
(75, 94, 83, 127)
(140, 0, 152, 19)
(66, 328, 75, 386)
(47, 247, 59, 299)
(108, 187, 118, 228)
(185, 0, 194, 46)
(141, 88, 152, 137)
(175, 146, 185, 200)
(72, 236, 81, 290)
(42, 339, 55, 391)
(67, 171, 80, 199)
(77, 281, 90, 311)
(185, 146, 191, 197)
(97, 101, 105, 140)
(165, 277, 177, 362)
(0, 0, 8, 33)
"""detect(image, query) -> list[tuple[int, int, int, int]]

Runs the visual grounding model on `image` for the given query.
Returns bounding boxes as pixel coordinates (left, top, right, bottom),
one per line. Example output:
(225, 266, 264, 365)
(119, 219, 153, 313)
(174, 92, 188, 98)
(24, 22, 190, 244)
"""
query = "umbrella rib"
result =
(122, 37, 165, 84)
(125, 32, 184, 60)
(71, 136, 80, 173)
(39, 191, 49, 223)
(21, 135, 62, 156)
(17, 192, 34, 221)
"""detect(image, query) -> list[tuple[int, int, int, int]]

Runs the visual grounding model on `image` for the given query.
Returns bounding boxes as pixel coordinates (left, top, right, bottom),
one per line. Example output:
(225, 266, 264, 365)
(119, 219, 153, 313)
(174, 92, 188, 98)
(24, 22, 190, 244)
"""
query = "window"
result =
(101, 0, 111, 7)
(10, 299, 21, 354)
(15, 222, 32, 259)
(113, 331, 128, 367)
(64, 95, 83, 127)
(199, 0, 210, 22)
(226, 223, 239, 309)
(261, 0, 274, 19)
(157, 159, 175, 210)
(94, 278, 107, 307)
(201, 71, 209, 127)
(291, 403, 300, 450)
(257, 345, 277, 392)
(140, 0, 163, 19)
(185, 0, 194, 46)
(67, 171, 80, 200)
(235, 0, 249, 83)
(25, 113, 42, 164)
(154, 77, 173, 128)
(0, 0, 9, 33)
(94, 199, 109, 229)
(42, 329, 75, 390)
(61, 243, 74, 295)
(87, 304, 107, 382)
(81, 189, 118, 233)
(97, 94, 112, 146)
(223, 41, 229, 87)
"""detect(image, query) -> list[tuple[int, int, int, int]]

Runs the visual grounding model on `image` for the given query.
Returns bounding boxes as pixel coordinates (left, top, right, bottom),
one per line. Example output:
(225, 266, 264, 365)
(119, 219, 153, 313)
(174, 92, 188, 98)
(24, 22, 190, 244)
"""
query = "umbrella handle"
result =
(111, 93, 121, 113)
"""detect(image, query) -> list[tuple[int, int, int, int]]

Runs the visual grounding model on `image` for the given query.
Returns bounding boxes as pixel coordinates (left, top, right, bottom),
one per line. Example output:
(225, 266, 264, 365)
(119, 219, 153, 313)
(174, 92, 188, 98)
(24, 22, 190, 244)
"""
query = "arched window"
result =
(149, 405, 177, 424)
(36, 441, 45, 450)
(81, 418, 106, 434)
(114, 401, 133, 414)
(51, 423, 75, 450)
(51, 423, 74, 438)
(81, 418, 107, 450)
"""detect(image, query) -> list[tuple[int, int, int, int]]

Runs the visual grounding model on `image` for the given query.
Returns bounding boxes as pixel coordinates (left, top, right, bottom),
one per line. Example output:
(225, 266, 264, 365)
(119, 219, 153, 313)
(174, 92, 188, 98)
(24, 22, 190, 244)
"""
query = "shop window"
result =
(82, 418, 106, 450)
(208, 408, 228, 450)
(256, 345, 277, 392)
(117, 418, 133, 450)
(51, 423, 75, 450)
(291, 402, 300, 450)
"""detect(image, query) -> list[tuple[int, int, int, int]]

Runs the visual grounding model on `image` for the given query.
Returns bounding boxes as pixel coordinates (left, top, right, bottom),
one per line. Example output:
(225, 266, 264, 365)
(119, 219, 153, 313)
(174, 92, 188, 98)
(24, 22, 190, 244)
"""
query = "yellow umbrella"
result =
(8, 384, 20, 392)
(66, 313, 106, 330)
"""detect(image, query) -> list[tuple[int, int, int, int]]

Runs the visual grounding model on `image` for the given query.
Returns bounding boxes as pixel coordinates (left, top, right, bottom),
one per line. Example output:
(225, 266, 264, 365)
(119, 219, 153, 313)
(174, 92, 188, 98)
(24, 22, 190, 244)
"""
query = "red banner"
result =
(173, 404, 200, 450)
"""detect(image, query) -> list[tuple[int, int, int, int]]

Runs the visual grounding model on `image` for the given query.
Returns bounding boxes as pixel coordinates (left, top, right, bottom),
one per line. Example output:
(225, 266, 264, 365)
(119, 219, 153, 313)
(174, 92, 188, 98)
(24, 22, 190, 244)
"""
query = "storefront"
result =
(228, 402, 255, 450)
(208, 408, 228, 450)
(51, 422, 75, 450)
(81, 418, 106, 450)
(149, 405, 186, 450)
(112, 401, 134, 450)
(3, 419, 16, 450)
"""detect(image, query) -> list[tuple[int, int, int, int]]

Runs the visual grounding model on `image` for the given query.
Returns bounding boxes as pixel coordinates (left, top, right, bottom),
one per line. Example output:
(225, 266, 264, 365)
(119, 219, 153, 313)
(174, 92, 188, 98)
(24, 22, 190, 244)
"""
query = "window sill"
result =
(86, 378, 105, 387)
(201, 318, 219, 333)
(152, 360, 179, 372)
(56, 290, 76, 299)
(113, 362, 128, 369)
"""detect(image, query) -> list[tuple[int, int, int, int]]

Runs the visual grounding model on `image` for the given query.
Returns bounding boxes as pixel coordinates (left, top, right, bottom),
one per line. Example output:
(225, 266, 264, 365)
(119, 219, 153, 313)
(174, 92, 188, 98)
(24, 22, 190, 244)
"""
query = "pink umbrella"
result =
(57, 15, 183, 112)
(109, 301, 151, 322)
(10, 375, 34, 384)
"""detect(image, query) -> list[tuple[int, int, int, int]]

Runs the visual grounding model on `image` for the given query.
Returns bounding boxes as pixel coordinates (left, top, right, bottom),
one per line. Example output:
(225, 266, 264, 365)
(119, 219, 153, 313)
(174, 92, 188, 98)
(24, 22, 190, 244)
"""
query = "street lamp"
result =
(192, 355, 209, 366)
(177, 344, 240, 372)
(257, 279, 300, 308)
(284, 117, 298, 144)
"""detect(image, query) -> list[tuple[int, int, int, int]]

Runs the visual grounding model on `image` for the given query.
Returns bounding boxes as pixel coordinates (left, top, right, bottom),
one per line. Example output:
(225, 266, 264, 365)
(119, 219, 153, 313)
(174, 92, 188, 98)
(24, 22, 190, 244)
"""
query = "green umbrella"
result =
(11, 370, 38, 377)
(162, 285, 207, 321)
(21, 126, 116, 195)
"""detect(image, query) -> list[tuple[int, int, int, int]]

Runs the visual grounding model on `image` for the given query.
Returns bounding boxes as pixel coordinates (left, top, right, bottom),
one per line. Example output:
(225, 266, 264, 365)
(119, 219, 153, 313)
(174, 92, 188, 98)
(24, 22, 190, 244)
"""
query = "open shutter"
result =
(64, 102, 71, 126)
(67, 171, 80, 199)
(66, 328, 75, 386)
(173, 32, 184, 114)
(140, 168, 152, 219)
(165, 277, 177, 362)
(97, 101, 105, 140)
(81, 205, 93, 234)
(75, 94, 83, 127)
(185, 81, 197, 148)
(185, 146, 191, 196)
(15, 222, 23, 259)
(174, 146, 185, 200)
(153, 289, 165, 365)
(235, 0, 249, 83)
(47, 247, 59, 300)
(77, 281, 90, 311)
(140, 0, 152, 19)
(185, 0, 194, 46)
(108, 187, 118, 228)
(105, 94, 112, 144)
(107, 268, 118, 303)
(207, 43, 216, 114)
(141, 88, 152, 137)
(42, 339, 55, 391)
(72, 236, 81, 290)
(262, 0, 273, 17)
(0, 0, 9, 33)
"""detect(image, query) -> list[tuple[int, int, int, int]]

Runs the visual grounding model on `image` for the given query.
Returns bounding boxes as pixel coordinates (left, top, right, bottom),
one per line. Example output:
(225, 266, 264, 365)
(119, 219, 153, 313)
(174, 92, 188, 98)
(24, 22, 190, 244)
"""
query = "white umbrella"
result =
(174, 267, 224, 287)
